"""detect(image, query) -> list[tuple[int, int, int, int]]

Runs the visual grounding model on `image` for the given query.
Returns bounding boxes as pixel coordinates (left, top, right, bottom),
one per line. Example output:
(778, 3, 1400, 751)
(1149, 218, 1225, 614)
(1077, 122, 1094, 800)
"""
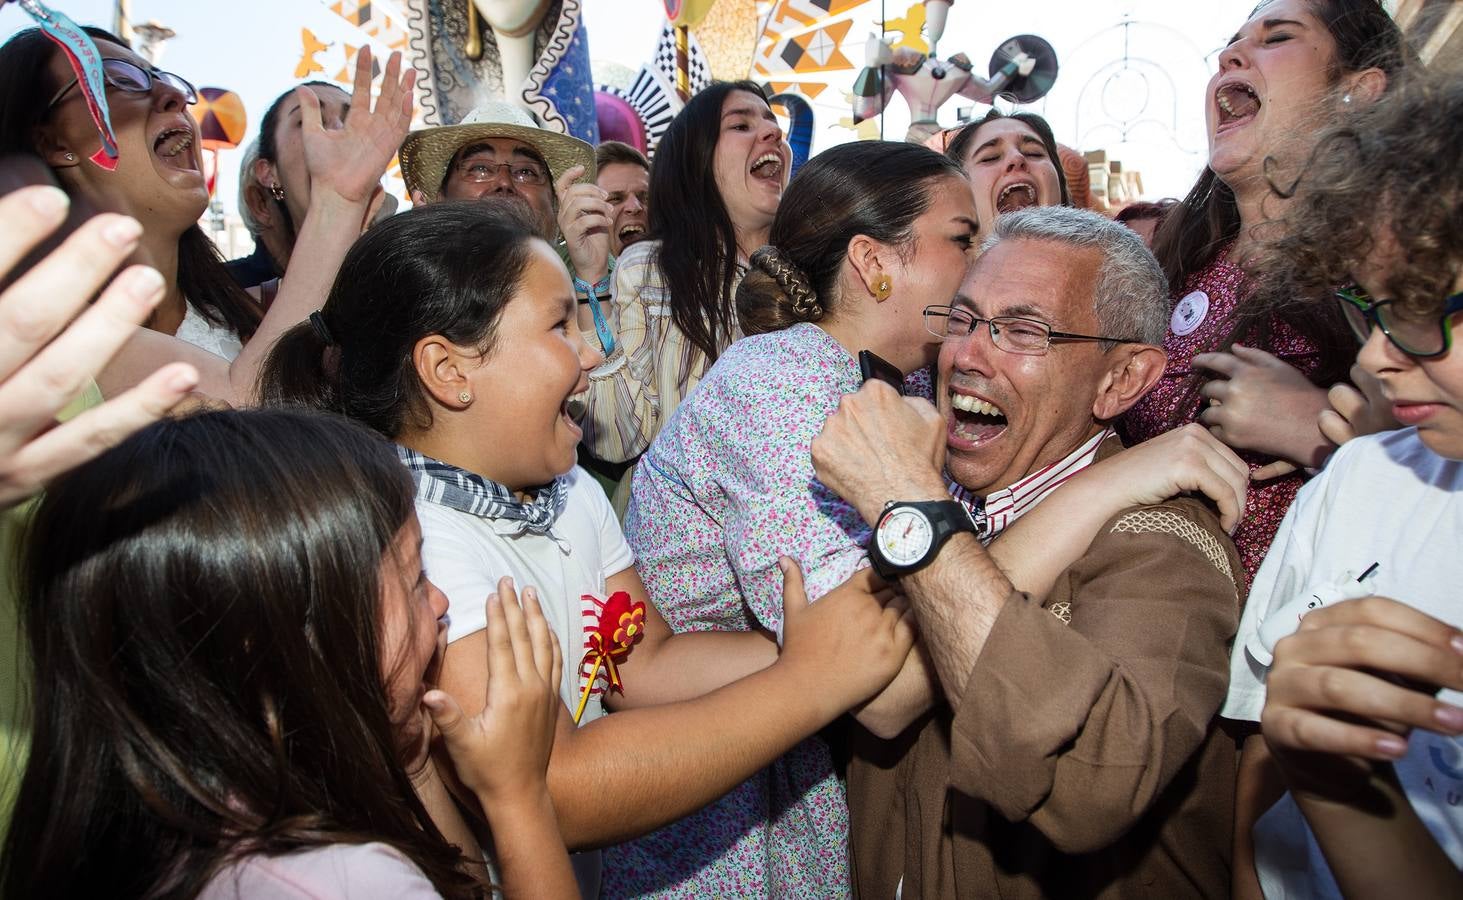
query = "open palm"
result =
(300, 46, 416, 205)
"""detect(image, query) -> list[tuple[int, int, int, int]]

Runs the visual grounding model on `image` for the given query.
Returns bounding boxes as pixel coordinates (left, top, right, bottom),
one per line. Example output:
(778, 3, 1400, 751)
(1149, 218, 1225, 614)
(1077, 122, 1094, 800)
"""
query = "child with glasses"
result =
(1222, 64, 1463, 899)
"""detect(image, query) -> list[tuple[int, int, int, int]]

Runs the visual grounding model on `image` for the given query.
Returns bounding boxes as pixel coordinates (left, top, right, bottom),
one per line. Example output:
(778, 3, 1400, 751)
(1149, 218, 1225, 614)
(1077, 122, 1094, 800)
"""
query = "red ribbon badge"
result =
(573, 590, 646, 723)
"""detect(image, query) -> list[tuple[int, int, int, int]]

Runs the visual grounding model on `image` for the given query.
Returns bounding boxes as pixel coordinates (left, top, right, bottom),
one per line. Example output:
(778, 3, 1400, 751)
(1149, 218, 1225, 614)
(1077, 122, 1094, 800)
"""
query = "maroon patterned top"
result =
(1122, 245, 1324, 591)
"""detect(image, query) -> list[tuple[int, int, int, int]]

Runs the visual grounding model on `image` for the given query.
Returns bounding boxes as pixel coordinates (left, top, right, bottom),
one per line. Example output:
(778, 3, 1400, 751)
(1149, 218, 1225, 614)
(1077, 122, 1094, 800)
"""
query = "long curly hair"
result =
(1251, 63, 1462, 321)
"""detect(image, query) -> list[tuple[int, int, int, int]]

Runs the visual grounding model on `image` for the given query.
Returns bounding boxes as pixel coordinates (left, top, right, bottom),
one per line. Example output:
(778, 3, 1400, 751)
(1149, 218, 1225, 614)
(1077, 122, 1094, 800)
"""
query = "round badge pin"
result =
(1170, 290, 1210, 337)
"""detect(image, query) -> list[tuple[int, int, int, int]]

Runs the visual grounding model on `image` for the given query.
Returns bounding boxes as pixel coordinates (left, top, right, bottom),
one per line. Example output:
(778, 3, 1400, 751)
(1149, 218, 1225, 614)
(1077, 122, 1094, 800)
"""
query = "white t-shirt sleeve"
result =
(416, 503, 501, 643)
(199, 843, 441, 899)
(1222, 442, 1361, 723)
(576, 467, 634, 579)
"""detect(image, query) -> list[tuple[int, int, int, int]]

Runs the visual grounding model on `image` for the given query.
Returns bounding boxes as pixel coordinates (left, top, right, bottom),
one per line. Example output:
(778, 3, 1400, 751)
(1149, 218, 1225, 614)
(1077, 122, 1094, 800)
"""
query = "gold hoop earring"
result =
(458, 391, 473, 405)
(874, 275, 892, 301)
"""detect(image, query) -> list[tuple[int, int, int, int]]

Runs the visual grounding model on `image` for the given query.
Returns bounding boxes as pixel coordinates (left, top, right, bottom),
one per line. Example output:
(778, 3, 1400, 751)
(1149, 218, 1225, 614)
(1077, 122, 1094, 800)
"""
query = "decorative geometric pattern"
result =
(603, 64, 678, 156)
(1048, 600, 1072, 626)
(652, 22, 711, 95)
(1110, 508, 1238, 596)
(534, 2, 599, 143)
(759, 19, 854, 78)
(771, 0, 870, 27)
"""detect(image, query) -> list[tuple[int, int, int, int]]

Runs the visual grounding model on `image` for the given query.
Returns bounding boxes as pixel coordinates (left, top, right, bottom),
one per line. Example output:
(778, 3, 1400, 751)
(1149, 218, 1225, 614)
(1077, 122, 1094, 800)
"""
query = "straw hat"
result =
(399, 100, 596, 201)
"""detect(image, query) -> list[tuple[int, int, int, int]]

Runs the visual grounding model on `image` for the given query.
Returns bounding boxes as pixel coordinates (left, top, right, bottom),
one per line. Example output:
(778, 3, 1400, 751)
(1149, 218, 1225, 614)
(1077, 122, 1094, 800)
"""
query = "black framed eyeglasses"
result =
(1335, 288, 1463, 358)
(923, 304, 1139, 356)
(47, 57, 198, 109)
(453, 158, 550, 186)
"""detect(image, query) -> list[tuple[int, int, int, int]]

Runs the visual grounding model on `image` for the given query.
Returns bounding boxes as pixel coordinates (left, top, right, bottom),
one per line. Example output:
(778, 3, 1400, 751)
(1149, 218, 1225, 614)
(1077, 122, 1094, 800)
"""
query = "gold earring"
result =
(458, 391, 472, 405)
(874, 275, 892, 301)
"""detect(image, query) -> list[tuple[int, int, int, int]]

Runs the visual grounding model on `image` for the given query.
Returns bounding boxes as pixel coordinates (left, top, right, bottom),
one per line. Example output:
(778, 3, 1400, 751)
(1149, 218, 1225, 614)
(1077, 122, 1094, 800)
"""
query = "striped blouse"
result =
(579, 239, 743, 464)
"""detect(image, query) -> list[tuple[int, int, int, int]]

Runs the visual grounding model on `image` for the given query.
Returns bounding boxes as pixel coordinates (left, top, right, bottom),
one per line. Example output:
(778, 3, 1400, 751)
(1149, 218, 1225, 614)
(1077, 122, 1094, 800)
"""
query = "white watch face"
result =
(878, 507, 934, 566)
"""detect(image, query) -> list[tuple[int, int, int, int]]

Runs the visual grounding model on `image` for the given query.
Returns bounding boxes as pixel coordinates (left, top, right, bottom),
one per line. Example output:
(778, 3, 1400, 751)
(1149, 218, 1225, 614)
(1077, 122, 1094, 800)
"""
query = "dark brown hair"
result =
(737, 140, 964, 335)
(1, 410, 480, 899)
(944, 108, 1073, 209)
(0, 26, 263, 342)
(649, 80, 769, 366)
(258, 201, 539, 438)
(1252, 62, 1462, 321)
(595, 139, 649, 173)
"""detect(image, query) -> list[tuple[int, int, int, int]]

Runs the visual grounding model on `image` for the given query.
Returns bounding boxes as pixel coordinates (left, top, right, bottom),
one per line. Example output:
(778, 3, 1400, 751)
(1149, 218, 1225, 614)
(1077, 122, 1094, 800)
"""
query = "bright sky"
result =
(1, 0, 1290, 215)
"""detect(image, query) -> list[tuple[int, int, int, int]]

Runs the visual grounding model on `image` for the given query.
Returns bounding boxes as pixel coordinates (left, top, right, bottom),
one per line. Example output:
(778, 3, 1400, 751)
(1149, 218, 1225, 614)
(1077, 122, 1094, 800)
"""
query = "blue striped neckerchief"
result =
(396, 445, 568, 536)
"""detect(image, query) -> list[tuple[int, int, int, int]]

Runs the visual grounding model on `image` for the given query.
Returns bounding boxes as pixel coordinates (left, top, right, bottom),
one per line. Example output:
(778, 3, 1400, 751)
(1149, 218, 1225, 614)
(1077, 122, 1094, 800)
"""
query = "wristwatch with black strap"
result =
(868, 499, 980, 580)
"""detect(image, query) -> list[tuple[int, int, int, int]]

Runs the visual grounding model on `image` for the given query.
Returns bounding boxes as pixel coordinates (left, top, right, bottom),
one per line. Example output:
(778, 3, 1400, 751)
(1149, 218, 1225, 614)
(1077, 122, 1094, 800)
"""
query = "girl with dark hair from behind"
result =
(1222, 62, 1463, 900)
(1120, 0, 1410, 588)
(576, 81, 792, 508)
(0, 409, 577, 899)
(258, 199, 917, 897)
(0, 25, 413, 402)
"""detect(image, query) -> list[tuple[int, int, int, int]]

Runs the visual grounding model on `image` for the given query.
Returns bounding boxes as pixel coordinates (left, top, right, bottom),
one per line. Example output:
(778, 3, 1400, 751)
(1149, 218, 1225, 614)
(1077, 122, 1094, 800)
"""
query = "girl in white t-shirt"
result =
(1224, 67, 1463, 899)
(259, 201, 919, 885)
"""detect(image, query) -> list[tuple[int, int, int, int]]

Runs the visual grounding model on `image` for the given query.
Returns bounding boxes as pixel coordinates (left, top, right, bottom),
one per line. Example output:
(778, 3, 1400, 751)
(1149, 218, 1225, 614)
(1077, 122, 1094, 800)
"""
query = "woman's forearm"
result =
(1291, 763, 1462, 899)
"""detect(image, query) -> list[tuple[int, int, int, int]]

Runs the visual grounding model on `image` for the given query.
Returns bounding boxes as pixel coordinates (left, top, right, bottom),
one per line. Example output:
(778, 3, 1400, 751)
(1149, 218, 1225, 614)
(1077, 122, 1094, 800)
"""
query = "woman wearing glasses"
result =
(1222, 64, 1463, 899)
(0, 26, 412, 398)
(609, 141, 1249, 897)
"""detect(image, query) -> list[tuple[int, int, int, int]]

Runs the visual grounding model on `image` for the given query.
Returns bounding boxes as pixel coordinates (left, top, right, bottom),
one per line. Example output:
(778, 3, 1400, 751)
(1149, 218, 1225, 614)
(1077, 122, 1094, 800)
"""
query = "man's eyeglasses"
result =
(47, 57, 198, 110)
(1336, 288, 1463, 358)
(454, 158, 549, 187)
(923, 304, 1139, 356)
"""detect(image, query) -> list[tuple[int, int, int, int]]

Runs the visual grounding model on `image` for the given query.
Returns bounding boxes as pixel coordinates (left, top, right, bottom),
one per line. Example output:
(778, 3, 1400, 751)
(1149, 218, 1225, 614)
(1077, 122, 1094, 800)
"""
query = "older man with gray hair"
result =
(812, 206, 1245, 899)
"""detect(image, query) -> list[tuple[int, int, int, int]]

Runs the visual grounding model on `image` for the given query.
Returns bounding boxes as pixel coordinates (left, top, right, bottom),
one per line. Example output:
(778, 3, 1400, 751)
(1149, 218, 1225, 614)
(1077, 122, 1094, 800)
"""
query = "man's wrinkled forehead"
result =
(956, 238, 1098, 323)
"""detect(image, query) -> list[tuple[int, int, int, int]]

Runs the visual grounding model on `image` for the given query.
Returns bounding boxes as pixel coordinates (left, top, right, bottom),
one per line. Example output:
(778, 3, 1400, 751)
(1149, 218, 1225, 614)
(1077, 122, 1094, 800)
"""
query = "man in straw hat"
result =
(400, 99, 614, 301)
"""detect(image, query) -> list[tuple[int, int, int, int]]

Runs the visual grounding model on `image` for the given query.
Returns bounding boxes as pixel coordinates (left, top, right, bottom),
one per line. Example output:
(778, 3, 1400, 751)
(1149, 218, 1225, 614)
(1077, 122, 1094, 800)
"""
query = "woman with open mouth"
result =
(576, 81, 792, 516)
(1120, 0, 1410, 588)
(943, 108, 1070, 242)
(0, 24, 413, 405)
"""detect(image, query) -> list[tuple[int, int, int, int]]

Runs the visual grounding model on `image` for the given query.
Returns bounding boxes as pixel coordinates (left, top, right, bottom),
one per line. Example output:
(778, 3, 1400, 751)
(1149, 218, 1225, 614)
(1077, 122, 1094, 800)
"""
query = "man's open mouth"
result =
(950, 392, 1008, 444)
(618, 223, 647, 247)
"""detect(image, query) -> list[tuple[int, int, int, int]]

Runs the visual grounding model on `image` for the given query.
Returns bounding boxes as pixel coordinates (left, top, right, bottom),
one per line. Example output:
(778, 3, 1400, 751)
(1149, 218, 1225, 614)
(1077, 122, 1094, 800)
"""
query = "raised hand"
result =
(778, 559, 916, 712)
(0, 185, 197, 509)
(300, 46, 416, 206)
(555, 164, 611, 284)
(812, 381, 950, 526)
(1195, 343, 1331, 466)
(423, 577, 562, 806)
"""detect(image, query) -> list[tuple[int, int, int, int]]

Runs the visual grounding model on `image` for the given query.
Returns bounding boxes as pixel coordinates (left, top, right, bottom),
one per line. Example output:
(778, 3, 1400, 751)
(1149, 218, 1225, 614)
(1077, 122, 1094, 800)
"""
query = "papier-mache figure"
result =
(852, 0, 1058, 144)
(404, 0, 599, 142)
